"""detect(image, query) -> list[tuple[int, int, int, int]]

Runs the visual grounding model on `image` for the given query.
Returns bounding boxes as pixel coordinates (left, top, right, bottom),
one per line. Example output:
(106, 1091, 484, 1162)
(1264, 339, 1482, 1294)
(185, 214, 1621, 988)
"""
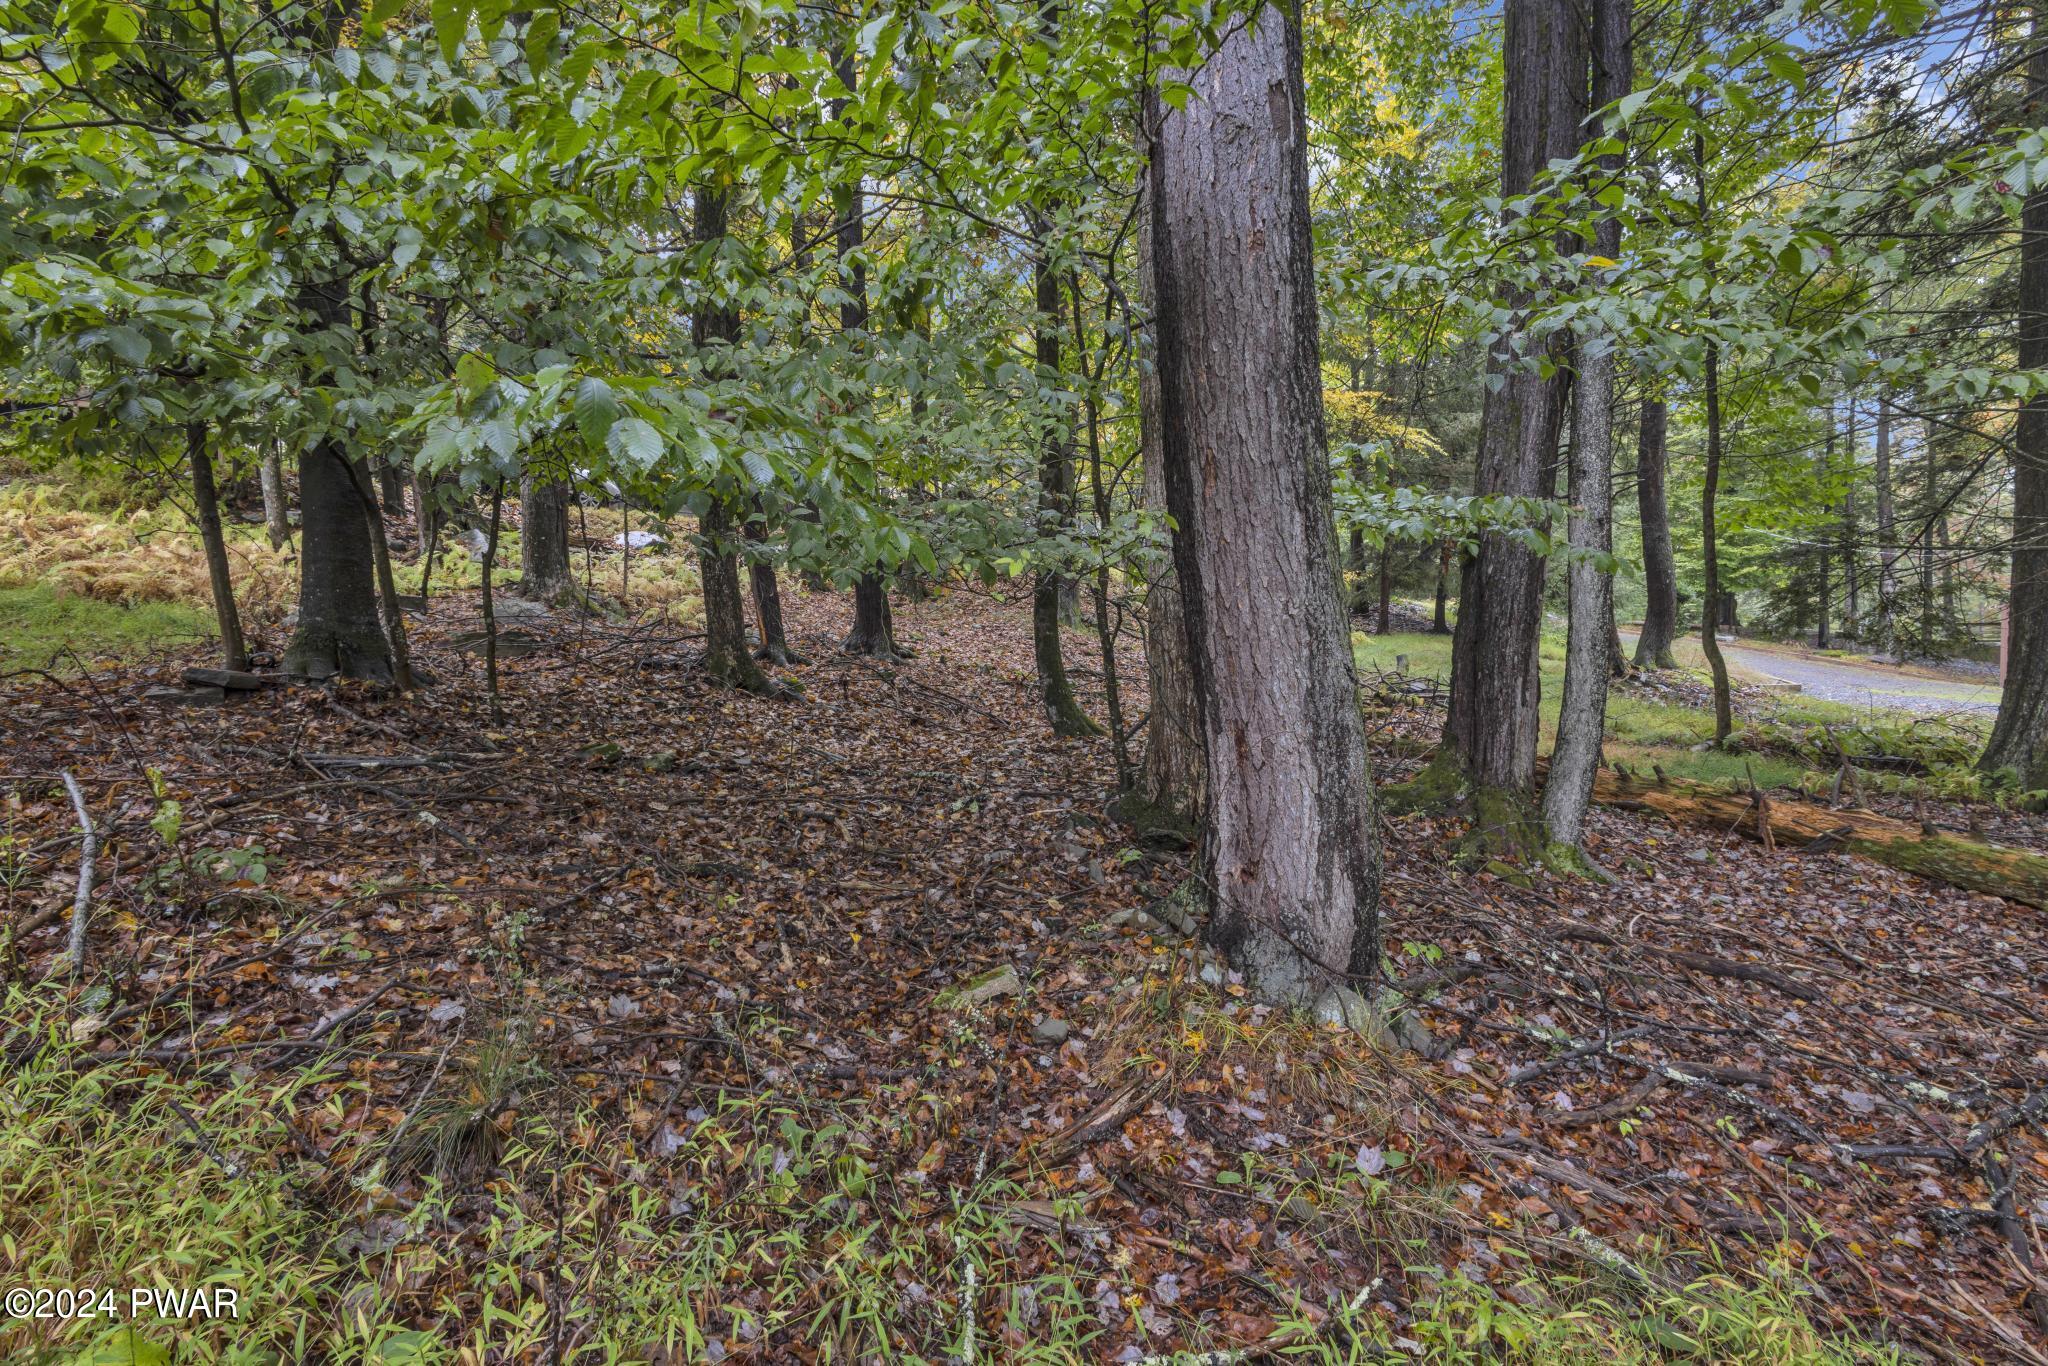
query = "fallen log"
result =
(1586, 766, 2048, 910)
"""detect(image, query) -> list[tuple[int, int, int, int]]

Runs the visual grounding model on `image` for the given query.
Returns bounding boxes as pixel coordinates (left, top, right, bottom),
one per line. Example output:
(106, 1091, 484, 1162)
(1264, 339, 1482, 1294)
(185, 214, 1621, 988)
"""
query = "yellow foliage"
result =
(1321, 388, 1444, 458)
(0, 484, 296, 618)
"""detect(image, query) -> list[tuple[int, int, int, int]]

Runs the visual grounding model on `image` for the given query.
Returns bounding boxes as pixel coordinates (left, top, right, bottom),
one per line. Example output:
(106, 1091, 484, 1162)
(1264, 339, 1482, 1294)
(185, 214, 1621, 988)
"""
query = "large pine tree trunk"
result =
(1984, 2, 2048, 788)
(520, 476, 575, 606)
(1150, 4, 1380, 1005)
(1542, 0, 1630, 851)
(186, 421, 248, 672)
(693, 184, 774, 696)
(1417, 0, 1588, 848)
(1633, 397, 1680, 669)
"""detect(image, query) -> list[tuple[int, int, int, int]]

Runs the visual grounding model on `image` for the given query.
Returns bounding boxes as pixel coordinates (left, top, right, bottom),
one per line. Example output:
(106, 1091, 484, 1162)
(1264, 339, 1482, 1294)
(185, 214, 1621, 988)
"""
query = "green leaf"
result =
(431, 0, 470, 63)
(606, 416, 662, 469)
(101, 325, 151, 366)
(573, 377, 619, 448)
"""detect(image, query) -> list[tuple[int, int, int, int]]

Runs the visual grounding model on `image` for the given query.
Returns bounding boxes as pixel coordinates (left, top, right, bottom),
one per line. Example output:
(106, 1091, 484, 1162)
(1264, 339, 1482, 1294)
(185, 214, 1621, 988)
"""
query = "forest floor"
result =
(3, 586, 2045, 1362)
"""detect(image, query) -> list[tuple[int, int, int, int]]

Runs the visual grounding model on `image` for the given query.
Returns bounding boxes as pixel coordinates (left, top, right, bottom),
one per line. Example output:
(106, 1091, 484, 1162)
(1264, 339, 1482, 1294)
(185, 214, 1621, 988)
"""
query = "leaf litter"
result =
(1, 587, 2043, 1361)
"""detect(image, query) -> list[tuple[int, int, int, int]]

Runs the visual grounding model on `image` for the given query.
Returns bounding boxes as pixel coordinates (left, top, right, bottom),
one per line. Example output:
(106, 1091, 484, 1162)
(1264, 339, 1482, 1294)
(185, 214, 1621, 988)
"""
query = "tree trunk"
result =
(374, 457, 406, 518)
(285, 281, 392, 683)
(746, 501, 802, 665)
(481, 480, 504, 724)
(830, 51, 905, 663)
(520, 475, 575, 606)
(843, 571, 903, 658)
(1150, 3, 1381, 1005)
(1816, 415, 1833, 648)
(259, 444, 291, 549)
(1375, 545, 1392, 633)
(345, 455, 415, 691)
(699, 497, 774, 692)
(285, 438, 393, 682)
(1415, 0, 1588, 847)
(1543, 346, 1616, 847)
(693, 183, 776, 696)
(1030, 206, 1098, 736)
(1134, 190, 1205, 831)
(1633, 397, 1680, 668)
(1840, 399, 1860, 637)
(1700, 337, 1734, 743)
(1432, 540, 1452, 634)
(1874, 396, 1899, 645)
(186, 421, 249, 672)
(1984, 0, 2048, 788)
(1543, 0, 1629, 854)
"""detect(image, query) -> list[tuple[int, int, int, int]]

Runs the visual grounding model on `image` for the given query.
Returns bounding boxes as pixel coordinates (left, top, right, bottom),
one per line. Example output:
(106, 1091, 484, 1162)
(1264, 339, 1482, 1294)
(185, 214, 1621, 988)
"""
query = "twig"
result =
(59, 770, 96, 978)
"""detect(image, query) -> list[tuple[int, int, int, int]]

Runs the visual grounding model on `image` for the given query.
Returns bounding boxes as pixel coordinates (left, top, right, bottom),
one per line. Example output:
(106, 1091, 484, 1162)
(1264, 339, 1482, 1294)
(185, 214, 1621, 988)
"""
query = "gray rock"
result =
(493, 596, 548, 621)
(1032, 1016, 1070, 1044)
(181, 667, 272, 691)
(1312, 984, 1438, 1057)
(145, 685, 225, 707)
(954, 964, 1023, 1005)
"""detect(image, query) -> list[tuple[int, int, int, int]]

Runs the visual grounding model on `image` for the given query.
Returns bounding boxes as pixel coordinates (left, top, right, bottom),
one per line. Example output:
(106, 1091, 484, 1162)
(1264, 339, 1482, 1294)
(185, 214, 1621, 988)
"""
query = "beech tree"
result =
(1151, 2, 1381, 1005)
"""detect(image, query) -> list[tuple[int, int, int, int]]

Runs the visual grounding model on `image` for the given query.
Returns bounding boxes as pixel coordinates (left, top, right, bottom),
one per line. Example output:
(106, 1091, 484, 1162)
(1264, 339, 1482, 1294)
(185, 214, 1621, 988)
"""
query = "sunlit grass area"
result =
(0, 584, 214, 673)
(1353, 628, 1976, 792)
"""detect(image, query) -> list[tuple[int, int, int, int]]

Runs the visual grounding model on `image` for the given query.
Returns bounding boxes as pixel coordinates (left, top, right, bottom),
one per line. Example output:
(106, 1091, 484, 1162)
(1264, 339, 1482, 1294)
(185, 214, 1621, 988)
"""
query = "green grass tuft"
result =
(0, 584, 214, 673)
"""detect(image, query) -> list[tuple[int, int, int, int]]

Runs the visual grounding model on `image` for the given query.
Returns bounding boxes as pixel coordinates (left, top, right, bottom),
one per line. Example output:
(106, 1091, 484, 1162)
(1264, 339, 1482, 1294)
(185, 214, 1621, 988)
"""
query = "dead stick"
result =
(59, 771, 96, 978)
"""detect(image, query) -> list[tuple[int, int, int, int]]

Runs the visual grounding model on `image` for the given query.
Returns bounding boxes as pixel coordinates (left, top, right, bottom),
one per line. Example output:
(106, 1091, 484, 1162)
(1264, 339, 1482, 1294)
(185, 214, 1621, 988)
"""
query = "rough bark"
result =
(284, 281, 393, 683)
(1543, 352, 1616, 849)
(1133, 194, 1205, 831)
(1984, 1, 2048, 788)
(1150, 3, 1381, 1004)
(520, 475, 575, 606)
(1633, 397, 1680, 669)
(259, 444, 291, 549)
(745, 502, 803, 665)
(345, 455, 415, 691)
(1542, 0, 1629, 851)
(693, 183, 776, 696)
(843, 571, 904, 659)
(699, 498, 774, 692)
(186, 421, 248, 673)
(1420, 0, 1589, 840)
(285, 438, 393, 683)
(1700, 336, 1734, 743)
